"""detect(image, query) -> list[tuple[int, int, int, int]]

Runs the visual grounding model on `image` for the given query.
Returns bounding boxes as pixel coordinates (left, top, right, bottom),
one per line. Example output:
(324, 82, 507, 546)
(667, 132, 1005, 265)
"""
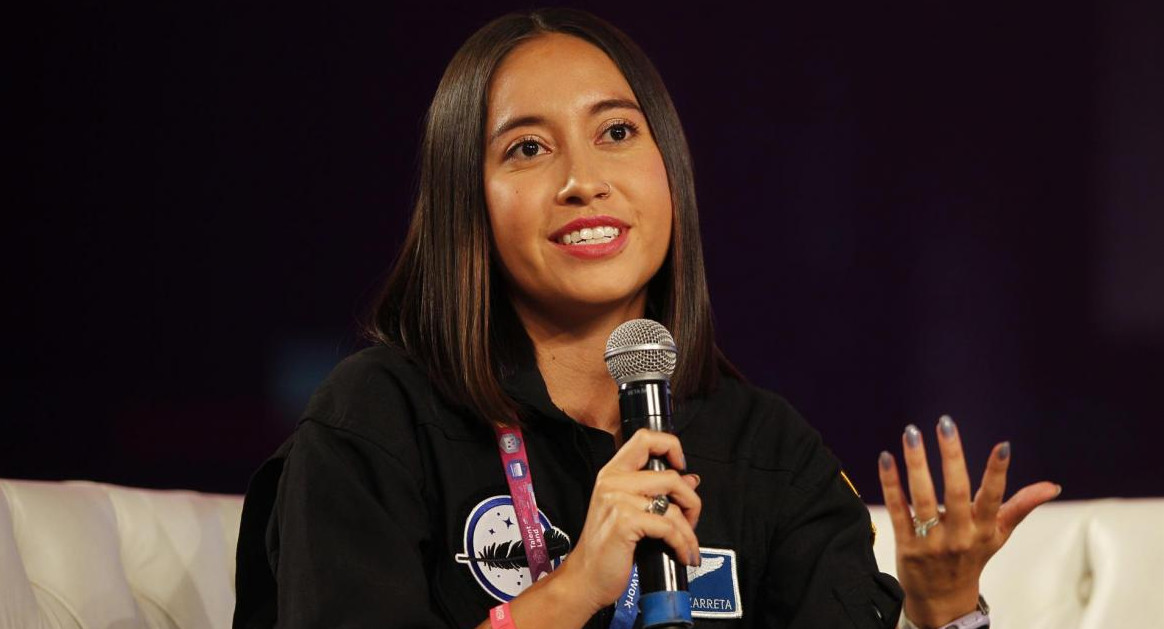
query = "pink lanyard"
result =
(492, 425, 642, 628)
(493, 425, 553, 582)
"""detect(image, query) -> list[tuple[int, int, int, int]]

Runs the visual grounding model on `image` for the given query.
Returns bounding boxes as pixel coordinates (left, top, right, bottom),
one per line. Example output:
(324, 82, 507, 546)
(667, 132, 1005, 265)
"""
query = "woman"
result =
(233, 8, 1059, 629)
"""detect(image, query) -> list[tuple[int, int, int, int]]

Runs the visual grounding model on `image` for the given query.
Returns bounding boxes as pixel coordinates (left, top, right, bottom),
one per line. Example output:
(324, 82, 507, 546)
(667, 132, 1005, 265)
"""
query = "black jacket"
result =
(234, 345, 902, 628)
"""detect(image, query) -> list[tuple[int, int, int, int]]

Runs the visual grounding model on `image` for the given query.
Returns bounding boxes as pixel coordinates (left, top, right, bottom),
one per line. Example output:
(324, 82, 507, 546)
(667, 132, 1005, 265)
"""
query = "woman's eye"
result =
(601, 121, 637, 143)
(506, 138, 545, 160)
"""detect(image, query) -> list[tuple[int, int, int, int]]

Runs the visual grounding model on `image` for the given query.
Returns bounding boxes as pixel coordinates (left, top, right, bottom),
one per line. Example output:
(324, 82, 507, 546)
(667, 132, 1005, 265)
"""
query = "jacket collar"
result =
(499, 350, 706, 435)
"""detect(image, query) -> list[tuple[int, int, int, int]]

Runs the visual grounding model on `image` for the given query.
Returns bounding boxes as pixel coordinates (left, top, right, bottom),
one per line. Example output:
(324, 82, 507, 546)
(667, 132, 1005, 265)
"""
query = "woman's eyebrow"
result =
(589, 98, 641, 116)
(489, 115, 545, 144)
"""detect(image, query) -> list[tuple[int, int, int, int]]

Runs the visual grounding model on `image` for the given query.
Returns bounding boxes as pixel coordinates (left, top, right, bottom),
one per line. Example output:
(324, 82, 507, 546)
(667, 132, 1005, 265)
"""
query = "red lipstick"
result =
(549, 215, 630, 260)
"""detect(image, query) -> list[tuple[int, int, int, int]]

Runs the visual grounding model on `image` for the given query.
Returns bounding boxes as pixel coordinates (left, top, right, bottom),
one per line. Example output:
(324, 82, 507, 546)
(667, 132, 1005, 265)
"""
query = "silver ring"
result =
(911, 506, 946, 538)
(912, 515, 941, 538)
(645, 495, 669, 516)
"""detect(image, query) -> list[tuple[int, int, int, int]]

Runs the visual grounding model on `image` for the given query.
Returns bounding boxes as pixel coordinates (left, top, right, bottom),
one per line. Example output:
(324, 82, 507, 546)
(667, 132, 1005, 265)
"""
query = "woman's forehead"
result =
(487, 33, 638, 123)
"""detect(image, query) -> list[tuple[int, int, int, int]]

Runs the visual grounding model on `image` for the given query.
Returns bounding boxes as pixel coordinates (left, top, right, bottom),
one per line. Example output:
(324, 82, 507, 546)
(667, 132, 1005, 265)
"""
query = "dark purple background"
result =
(11, 1, 1163, 499)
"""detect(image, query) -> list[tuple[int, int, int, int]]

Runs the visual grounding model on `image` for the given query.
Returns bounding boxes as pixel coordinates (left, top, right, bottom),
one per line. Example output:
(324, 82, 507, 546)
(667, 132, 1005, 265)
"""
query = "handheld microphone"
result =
(604, 319, 693, 629)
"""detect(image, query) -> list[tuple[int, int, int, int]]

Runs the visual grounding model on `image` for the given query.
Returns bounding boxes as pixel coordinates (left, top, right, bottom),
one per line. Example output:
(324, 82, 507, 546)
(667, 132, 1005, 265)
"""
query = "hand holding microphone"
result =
(549, 320, 699, 626)
(604, 319, 696, 628)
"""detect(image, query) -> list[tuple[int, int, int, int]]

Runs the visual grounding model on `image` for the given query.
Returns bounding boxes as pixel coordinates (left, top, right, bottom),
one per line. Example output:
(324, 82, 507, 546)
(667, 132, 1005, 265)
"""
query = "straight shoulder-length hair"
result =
(368, 8, 734, 426)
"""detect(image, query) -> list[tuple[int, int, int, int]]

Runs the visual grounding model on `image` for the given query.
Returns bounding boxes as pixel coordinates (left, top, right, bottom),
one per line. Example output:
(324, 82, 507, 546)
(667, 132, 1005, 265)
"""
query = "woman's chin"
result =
(515, 287, 650, 326)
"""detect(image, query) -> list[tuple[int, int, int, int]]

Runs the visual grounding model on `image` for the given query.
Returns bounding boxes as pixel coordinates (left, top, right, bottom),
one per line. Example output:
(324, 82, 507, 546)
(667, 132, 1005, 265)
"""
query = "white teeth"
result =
(559, 226, 621, 245)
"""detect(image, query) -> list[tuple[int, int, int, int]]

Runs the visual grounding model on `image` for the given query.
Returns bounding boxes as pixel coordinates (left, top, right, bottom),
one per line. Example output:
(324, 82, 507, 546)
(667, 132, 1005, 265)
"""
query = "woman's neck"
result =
(511, 296, 646, 442)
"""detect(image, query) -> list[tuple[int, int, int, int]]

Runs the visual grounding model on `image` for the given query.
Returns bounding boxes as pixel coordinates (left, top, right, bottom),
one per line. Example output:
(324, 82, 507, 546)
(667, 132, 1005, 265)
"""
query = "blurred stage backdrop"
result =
(10, 1, 1163, 498)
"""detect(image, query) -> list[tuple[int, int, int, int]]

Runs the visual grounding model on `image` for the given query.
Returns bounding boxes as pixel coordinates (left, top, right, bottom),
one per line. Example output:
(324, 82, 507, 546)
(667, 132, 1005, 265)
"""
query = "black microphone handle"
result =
(619, 379, 692, 628)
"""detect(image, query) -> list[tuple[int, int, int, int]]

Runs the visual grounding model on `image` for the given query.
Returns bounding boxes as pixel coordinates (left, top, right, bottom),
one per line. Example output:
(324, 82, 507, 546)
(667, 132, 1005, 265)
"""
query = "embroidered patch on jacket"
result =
(686, 547, 743, 619)
(454, 495, 572, 603)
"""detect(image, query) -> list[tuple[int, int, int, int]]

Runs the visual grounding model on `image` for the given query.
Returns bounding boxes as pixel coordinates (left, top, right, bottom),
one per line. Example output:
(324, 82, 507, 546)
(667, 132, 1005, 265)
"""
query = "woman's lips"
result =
(548, 215, 630, 260)
(551, 228, 629, 259)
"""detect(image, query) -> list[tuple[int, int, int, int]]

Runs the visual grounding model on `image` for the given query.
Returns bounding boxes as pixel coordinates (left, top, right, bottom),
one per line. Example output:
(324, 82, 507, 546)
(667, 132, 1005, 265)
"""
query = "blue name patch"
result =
(686, 547, 742, 619)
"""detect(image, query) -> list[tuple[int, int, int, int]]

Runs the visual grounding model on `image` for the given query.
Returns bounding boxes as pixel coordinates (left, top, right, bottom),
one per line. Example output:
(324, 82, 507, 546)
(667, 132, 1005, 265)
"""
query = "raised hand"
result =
(877, 415, 1060, 627)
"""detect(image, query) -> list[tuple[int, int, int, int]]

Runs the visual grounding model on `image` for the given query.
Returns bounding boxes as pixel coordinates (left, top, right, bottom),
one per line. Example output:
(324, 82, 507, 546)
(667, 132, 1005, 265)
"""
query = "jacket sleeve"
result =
(263, 419, 450, 628)
(755, 424, 903, 628)
(233, 348, 452, 629)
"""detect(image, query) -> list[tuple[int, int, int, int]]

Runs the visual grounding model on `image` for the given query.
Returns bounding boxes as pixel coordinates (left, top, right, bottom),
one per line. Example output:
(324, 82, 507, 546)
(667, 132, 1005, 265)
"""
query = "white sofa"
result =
(1, 478, 1161, 628)
(1, 480, 241, 629)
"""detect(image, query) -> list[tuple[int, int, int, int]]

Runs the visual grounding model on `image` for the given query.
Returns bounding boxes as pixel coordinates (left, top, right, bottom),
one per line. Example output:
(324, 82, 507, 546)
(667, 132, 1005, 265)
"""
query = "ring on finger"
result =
(911, 505, 946, 538)
(645, 494, 669, 516)
(912, 515, 941, 538)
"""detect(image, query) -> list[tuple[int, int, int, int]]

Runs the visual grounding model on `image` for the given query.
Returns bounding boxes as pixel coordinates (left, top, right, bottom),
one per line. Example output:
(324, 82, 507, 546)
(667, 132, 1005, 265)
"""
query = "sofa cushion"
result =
(0, 480, 242, 629)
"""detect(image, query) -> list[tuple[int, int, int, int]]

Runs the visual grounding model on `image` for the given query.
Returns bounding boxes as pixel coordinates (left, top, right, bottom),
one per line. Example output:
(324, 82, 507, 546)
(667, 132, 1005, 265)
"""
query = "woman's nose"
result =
(554, 153, 611, 206)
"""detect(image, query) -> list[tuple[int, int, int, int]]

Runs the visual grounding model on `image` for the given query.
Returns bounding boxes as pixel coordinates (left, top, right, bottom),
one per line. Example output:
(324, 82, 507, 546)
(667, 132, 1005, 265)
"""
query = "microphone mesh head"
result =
(604, 319, 678, 384)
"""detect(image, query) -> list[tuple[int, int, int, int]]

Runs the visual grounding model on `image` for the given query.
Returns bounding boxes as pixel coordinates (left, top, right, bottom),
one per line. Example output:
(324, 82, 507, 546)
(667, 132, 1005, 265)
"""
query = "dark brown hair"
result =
(368, 8, 732, 425)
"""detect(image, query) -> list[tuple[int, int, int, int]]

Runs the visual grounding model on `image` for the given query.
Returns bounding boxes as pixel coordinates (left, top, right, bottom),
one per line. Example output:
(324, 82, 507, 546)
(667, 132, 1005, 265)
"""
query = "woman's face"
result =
(483, 33, 672, 324)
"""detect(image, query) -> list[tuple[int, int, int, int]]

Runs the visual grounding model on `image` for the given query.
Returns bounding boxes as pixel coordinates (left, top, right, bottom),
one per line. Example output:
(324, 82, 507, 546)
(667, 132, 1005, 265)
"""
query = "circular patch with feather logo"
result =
(454, 495, 572, 602)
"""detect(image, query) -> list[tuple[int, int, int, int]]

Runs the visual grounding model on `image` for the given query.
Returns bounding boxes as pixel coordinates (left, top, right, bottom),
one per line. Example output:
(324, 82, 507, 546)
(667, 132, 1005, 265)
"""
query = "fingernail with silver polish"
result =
(905, 424, 921, 448)
(997, 441, 1011, 460)
(939, 415, 956, 439)
(879, 451, 893, 470)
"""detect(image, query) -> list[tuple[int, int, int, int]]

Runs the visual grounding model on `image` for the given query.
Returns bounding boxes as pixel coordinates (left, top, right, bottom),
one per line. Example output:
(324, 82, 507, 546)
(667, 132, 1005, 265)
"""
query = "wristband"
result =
(490, 602, 517, 629)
